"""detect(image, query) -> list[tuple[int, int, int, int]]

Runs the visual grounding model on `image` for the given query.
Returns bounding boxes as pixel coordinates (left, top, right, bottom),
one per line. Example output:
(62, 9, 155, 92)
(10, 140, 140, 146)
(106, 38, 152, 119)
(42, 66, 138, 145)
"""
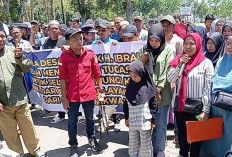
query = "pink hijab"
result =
(169, 33, 206, 112)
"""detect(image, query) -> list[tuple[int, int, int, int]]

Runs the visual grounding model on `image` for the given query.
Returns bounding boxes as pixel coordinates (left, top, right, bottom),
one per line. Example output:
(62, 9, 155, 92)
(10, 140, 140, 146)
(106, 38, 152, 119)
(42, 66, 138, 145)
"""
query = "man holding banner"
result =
(59, 28, 104, 156)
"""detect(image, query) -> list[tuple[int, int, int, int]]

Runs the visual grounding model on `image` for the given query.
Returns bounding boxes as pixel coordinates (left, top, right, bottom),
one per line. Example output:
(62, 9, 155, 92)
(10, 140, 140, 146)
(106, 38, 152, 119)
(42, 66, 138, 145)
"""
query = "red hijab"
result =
(169, 33, 206, 112)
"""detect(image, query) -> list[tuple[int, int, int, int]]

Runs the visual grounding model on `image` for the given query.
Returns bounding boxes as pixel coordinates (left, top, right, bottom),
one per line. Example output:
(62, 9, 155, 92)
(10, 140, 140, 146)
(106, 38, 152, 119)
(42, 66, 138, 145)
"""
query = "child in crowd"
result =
(123, 60, 158, 157)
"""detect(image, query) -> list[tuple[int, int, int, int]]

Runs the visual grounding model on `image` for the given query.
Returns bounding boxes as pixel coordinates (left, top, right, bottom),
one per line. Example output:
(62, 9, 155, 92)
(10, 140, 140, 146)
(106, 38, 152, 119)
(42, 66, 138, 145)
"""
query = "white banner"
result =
(25, 41, 146, 113)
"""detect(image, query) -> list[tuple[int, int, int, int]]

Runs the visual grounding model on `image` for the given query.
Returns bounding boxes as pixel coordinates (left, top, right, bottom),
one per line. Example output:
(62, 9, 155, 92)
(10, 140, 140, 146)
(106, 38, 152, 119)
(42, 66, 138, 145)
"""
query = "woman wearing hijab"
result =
(137, 24, 173, 157)
(210, 19, 223, 35)
(186, 23, 196, 34)
(201, 35, 232, 157)
(167, 33, 214, 157)
(194, 26, 207, 52)
(123, 60, 158, 157)
(205, 32, 225, 67)
(222, 22, 232, 40)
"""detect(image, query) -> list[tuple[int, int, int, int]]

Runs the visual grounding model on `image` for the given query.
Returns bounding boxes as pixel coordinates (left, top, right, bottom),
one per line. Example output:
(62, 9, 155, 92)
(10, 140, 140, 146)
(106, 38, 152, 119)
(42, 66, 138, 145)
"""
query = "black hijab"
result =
(144, 24, 166, 76)
(205, 32, 225, 67)
(125, 61, 157, 106)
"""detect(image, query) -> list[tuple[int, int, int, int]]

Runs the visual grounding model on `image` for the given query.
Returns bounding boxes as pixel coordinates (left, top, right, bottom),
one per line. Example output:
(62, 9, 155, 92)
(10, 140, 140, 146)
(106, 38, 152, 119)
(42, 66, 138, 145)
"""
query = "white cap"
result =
(120, 21, 129, 26)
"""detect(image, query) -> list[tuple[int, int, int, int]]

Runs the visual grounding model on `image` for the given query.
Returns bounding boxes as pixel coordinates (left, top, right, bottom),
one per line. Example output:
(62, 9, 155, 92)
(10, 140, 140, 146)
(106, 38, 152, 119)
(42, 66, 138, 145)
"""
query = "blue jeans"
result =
(68, 100, 95, 145)
(152, 105, 169, 153)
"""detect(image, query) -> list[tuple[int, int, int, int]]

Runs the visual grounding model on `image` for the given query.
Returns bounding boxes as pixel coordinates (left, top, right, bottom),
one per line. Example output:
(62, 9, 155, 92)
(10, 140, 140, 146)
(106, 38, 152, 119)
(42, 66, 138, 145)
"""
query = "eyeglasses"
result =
(226, 42, 232, 47)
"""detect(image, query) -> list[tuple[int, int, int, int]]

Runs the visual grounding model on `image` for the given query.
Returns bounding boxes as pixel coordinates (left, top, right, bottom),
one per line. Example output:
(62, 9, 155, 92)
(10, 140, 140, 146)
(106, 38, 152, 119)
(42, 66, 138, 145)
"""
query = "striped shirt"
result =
(167, 58, 214, 113)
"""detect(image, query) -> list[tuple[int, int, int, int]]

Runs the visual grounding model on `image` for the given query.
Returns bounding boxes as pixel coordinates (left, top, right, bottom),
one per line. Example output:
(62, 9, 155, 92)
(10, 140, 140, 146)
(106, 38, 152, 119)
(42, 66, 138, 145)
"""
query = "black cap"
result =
(81, 24, 97, 33)
(72, 18, 79, 23)
(85, 19, 94, 25)
(65, 28, 83, 40)
(31, 20, 39, 25)
(60, 24, 68, 31)
(123, 25, 138, 37)
(11, 23, 28, 28)
(96, 20, 111, 29)
(149, 19, 155, 23)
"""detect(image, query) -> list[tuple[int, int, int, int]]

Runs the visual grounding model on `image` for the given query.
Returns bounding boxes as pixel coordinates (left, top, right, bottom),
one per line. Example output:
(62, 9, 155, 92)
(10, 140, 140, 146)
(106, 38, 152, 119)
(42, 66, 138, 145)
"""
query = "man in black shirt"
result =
(43, 20, 66, 49)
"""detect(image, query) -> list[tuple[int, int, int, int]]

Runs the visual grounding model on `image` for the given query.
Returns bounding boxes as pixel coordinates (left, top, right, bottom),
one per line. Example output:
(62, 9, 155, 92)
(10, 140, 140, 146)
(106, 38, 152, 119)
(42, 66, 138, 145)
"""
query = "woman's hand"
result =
(141, 52, 149, 64)
(156, 92, 162, 104)
(198, 112, 209, 122)
(125, 119, 129, 127)
(178, 54, 190, 67)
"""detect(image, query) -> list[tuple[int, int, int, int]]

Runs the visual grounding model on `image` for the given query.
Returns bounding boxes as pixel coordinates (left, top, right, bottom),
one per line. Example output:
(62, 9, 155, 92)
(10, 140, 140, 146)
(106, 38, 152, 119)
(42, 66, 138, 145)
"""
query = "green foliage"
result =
(1, 0, 232, 24)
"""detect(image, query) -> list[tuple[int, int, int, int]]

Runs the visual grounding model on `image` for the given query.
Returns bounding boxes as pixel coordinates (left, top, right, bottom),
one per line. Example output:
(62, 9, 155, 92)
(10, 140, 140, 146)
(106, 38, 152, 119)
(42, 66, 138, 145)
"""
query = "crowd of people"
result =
(0, 13, 232, 157)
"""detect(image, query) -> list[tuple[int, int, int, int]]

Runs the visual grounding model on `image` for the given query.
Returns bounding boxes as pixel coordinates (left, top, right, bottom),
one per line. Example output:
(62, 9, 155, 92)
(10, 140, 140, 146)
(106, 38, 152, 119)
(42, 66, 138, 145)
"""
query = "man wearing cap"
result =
(0, 22, 47, 157)
(133, 16, 148, 41)
(122, 24, 140, 42)
(30, 20, 66, 50)
(60, 24, 68, 37)
(60, 28, 104, 156)
(81, 24, 97, 45)
(41, 24, 48, 37)
(70, 18, 80, 30)
(30, 21, 43, 50)
(92, 19, 117, 45)
(110, 17, 124, 41)
(22, 22, 31, 41)
(118, 21, 130, 42)
(160, 15, 183, 56)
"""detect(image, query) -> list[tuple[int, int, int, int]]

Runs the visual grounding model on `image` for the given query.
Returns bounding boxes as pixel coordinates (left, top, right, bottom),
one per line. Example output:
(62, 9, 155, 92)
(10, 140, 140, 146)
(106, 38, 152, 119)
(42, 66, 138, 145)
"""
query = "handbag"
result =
(213, 91, 232, 112)
(174, 96, 203, 114)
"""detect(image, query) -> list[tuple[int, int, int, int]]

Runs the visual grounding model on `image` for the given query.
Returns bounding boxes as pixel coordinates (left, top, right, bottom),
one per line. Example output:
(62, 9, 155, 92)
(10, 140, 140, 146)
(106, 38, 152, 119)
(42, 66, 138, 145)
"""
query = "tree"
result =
(51, 0, 55, 20)
(126, 0, 132, 24)
(195, 2, 209, 22)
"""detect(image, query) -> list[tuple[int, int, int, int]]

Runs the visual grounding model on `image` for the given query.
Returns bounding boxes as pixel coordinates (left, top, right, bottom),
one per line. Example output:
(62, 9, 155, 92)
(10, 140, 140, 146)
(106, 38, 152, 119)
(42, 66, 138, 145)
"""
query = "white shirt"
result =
(167, 59, 215, 113)
(166, 34, 183, 57)
(139, 29, 148, 41)
(18, 39, 33, 52)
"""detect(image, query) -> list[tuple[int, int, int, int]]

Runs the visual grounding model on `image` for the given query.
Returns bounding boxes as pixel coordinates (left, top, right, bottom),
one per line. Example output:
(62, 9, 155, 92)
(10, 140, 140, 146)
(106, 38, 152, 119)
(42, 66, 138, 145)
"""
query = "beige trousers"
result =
(0, 103, 40, 156)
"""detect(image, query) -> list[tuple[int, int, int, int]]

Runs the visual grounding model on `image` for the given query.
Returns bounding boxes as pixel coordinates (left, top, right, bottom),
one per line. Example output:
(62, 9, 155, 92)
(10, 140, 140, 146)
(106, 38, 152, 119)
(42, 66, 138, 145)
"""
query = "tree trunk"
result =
(31, 0, 35, 20)
(21, 0, 25, 21)
(3, 0, 11, 23)
(60, 0, 65, 23)
(51, 0, 55, 20)
(126, 0, 132, 24)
